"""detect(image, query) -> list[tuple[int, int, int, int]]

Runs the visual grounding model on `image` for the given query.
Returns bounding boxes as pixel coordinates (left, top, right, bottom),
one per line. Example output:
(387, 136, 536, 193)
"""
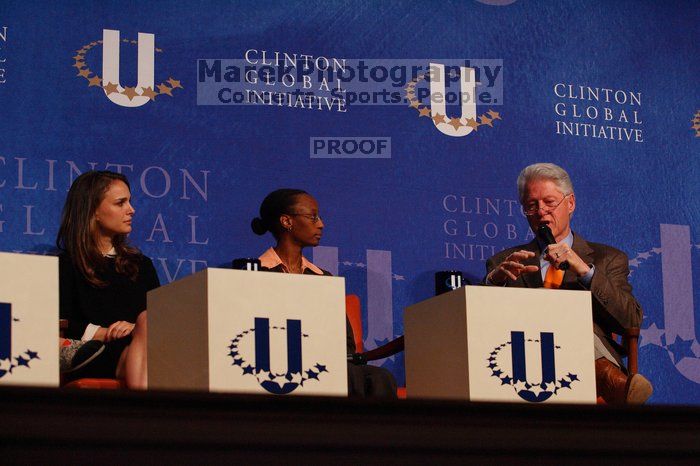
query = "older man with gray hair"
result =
(485, 162, 652, 404)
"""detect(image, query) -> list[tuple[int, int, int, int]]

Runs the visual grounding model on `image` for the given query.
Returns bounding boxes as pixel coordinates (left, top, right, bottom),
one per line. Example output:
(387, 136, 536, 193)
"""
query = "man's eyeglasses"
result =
(523, 194, 570, 216)
(288, 213, 322, 224)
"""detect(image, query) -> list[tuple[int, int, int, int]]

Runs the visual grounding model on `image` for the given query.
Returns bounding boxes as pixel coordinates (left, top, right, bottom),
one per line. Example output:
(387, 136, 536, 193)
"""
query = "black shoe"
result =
(65, 340, 106, 373)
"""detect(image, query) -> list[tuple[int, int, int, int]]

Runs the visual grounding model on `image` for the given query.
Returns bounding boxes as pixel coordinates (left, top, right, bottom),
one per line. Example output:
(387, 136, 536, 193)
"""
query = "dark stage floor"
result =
(2, 386, 699, 464)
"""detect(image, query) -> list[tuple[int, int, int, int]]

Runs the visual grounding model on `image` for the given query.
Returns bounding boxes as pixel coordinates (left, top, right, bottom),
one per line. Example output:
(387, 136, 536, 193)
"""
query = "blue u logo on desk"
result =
(488, 331, 580, 403)
(254, 317, 302, 395)
(227, 317, 328, 395)
(510, 331, 556, 402)
(1, 303, 11, 362)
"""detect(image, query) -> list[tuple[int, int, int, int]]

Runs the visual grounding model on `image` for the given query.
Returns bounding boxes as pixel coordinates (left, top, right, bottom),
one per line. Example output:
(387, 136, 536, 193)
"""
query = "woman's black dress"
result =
(59, 253, 160, 379)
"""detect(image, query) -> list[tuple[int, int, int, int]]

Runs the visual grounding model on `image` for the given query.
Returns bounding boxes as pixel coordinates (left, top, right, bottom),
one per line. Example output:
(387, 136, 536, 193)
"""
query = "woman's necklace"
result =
(287, 259, 303, 274)
(274, 246, 303, 274)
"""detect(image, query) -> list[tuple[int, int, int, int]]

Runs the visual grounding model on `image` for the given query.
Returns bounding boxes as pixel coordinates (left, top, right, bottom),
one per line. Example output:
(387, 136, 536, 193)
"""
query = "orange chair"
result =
(64, 378, 123, 389)
(345, 295, 406, 398)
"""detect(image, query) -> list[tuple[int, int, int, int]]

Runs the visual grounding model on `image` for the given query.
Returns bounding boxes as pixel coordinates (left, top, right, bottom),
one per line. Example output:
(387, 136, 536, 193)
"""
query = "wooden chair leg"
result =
(625, 328, 640, 375)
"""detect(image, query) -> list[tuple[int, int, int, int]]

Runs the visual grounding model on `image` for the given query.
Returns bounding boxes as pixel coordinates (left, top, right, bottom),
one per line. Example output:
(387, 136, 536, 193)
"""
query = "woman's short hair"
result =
(251, 189, 308, 239)
(56, 170, 140, 287)
(517, 163, 574, 203)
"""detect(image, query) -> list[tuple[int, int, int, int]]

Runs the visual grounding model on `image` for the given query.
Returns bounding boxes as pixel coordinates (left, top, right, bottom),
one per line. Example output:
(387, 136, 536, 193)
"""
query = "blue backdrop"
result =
(1, 0, 699, 404)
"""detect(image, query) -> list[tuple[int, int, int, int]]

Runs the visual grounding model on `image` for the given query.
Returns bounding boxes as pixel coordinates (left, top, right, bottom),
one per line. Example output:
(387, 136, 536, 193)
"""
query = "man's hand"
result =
(544, 242, 591, 276)
(487, 250, 540, 285)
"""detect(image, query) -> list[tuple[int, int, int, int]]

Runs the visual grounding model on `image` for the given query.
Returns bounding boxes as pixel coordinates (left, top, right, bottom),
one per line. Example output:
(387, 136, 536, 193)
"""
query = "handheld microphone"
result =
(537, 224, 570, 270)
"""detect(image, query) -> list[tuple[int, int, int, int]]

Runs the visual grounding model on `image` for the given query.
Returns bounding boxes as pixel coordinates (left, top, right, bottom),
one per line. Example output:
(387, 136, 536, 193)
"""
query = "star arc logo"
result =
(73, 29, 183, 107)
(227, 317, 328, 395)
(405, 65, 501, 138)
(488, 331, 579, 403)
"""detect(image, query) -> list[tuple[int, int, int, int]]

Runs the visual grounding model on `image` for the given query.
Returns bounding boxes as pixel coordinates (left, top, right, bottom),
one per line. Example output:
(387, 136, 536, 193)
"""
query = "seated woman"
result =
(252, 188, 397, 398)
(57, 170, 159, 389)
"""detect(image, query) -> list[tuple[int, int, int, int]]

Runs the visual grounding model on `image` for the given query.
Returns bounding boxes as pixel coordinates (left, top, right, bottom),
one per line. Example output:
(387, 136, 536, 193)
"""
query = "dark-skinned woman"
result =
(252, 188, 397, 398)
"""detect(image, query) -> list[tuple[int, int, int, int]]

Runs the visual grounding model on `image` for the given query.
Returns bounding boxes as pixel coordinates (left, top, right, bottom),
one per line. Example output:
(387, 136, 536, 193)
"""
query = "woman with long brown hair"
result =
(57, 170, 159, 389)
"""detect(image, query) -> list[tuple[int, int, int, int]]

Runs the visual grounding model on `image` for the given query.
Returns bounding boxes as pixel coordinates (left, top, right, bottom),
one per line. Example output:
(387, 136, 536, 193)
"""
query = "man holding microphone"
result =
(485, 163, 653, 404)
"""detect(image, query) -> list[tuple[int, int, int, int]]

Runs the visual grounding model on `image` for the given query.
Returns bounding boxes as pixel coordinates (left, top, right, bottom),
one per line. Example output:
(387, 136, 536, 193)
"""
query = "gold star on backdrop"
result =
(157, 84, 173, 96)
(140, 86, 158, 101)
(479, 115, 493, 127)
(167, 77, 183, 89)
(103, 82, 119, 95)
(448, 118, 463, 130)
(431, 113, 446, 125)
(122, 86, 139, 100)
(88, 76, 102, 87)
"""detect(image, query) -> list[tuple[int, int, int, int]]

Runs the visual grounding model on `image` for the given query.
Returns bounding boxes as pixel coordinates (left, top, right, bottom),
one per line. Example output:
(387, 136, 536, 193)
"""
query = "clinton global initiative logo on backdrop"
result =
(488, 330, 579, 403)
(405, 63, 502, 138)
(73, 29, 183, 107)
(629, 224, 700, 385)
(0, 303, 40, 379)
(553, 83, 643, 143)
(227, 317, 328, 395)
(442, 193, 533, 263)
(198, 50, 348, 112)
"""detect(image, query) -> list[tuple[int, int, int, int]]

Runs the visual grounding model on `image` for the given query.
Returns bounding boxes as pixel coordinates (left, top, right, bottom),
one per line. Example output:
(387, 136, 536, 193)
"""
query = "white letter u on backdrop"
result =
(429, 63, 477, 137)
(102, 29, 155, 108)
